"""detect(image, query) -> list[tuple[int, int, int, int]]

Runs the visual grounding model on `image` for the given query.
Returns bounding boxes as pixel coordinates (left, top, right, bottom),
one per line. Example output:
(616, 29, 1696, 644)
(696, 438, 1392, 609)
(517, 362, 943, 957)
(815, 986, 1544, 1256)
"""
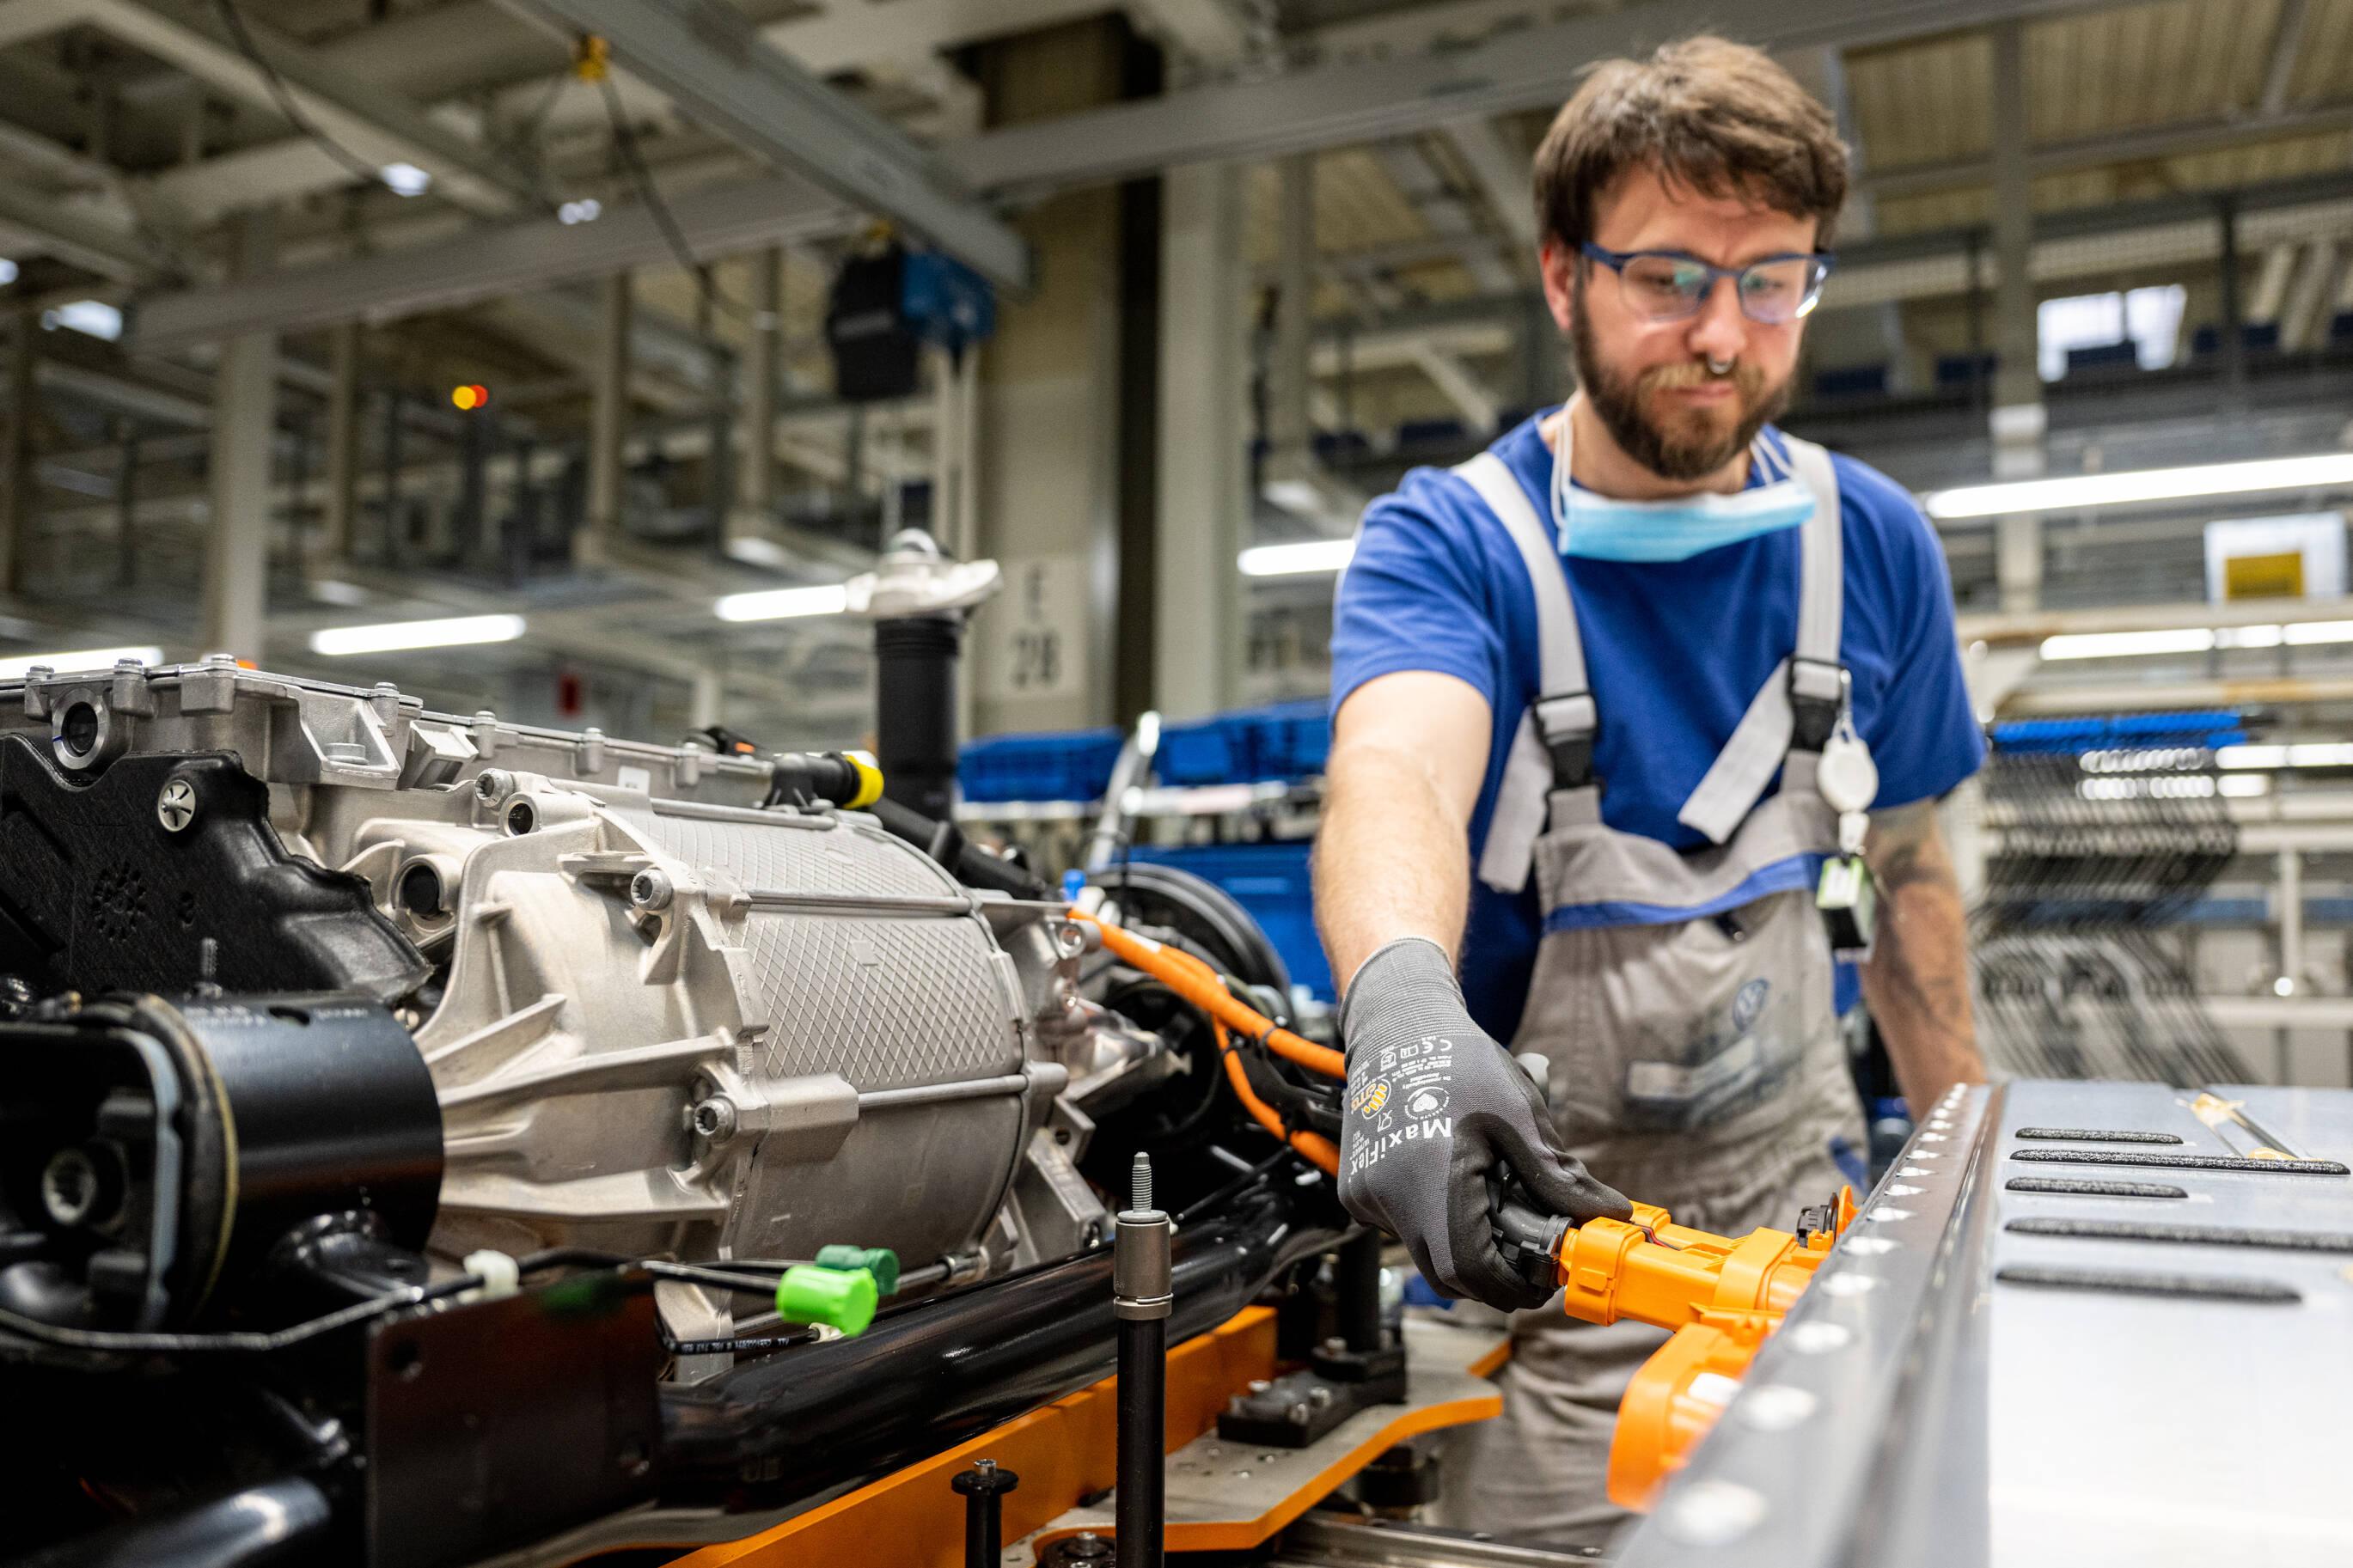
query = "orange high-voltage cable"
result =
(1069, 910, 1343, 1172)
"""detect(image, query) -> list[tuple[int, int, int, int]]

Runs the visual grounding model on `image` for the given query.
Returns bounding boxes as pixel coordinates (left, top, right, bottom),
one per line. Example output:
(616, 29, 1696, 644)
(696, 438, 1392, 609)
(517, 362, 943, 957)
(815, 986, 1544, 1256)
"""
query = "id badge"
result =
(1818, 854, 1876, 962)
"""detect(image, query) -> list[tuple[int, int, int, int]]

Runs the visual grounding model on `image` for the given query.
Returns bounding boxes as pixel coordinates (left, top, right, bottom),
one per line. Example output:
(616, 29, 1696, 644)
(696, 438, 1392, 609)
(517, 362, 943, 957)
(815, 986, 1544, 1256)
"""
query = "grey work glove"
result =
(1336, 937, 1631, 1310)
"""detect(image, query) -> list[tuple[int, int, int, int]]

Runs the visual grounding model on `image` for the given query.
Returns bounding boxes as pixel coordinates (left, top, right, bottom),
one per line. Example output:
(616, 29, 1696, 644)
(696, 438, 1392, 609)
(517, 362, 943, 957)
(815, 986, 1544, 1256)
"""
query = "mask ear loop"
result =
(1550, 405, 1575, 553)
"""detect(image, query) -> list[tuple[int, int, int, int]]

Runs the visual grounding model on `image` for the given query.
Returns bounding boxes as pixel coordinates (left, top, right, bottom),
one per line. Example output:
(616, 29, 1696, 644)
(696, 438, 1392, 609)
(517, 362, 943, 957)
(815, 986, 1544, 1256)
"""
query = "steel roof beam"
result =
(38, 0, 546, 218)
(489, 0, 1028, 287)
(133, 172, 854, 353)
(946, 0, 2116, 198)
(1864, 101, 2353, 200)
(0, 180, 164, 281)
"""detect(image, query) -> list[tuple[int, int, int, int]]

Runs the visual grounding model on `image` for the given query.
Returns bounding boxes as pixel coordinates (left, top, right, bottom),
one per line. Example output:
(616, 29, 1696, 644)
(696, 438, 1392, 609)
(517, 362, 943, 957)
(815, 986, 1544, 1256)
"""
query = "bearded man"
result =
(1313, 36, 1985, 1549)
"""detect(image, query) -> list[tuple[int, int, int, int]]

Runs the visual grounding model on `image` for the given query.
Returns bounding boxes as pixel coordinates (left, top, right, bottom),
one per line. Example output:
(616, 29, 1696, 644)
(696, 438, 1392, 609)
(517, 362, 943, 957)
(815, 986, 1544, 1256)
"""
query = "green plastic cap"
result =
(776, 1263, 877, 1336)
(814, 1243, 900, 1296)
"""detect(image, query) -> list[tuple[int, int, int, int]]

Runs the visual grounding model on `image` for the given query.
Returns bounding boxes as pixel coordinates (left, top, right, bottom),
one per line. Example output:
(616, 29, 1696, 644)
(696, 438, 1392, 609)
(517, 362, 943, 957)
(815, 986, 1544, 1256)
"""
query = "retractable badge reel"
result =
(1815, 675, 1879, 961)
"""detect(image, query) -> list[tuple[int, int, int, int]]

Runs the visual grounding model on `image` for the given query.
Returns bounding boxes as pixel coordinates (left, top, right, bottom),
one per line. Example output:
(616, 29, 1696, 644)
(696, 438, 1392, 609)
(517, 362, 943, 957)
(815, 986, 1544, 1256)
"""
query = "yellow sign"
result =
(2222, 551, 2305, 600)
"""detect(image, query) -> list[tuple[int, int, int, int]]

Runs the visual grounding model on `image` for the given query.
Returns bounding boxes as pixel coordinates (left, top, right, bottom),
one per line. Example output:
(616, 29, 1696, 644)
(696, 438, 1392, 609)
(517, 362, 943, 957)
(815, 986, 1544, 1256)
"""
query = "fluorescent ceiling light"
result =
(1239, 539, 1355, 577)
(45, 300, 121, 341)
(0, 644, 162, 679)
(308, 577, 372, 607)
(715, 584, 849, 622)
(2220, 774, 2272, 796)
(2039, 627, 2214, 660)
(1262, 479, 1329, 518)
(2215, 742, 2353, 771)
(1923, 453, 2353, 520)
(721, 535, 793, 570)
(558, 198, 602, 225)
(380, 162, 431, 197)
(310, 613, 524, 656)
(0, 259, 17, 285)
(2039, 619, 2353, 661)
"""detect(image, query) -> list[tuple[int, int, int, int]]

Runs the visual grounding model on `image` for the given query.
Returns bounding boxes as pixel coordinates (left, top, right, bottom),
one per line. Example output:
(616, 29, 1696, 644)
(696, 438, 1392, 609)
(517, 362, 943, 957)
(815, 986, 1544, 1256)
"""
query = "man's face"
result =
(1540, 168, 1818, 483)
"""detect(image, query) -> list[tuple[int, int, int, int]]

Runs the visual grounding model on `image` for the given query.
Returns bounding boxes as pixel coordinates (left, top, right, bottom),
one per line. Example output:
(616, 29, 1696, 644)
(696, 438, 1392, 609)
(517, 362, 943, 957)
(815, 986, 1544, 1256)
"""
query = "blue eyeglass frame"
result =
(1578, 241, 1837, 323)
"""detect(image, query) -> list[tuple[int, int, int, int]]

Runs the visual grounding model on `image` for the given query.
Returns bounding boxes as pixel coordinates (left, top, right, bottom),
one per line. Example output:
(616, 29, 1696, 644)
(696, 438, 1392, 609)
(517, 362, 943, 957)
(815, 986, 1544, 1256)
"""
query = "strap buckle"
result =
(1531, 690, 1598, 790)
(1788, 658, 1844, 753)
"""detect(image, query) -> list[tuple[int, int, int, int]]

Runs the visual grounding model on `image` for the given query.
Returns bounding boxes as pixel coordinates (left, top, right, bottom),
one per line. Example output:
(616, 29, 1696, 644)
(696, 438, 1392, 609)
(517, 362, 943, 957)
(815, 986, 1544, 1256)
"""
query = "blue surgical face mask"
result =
(1549, 420, 1812, 563)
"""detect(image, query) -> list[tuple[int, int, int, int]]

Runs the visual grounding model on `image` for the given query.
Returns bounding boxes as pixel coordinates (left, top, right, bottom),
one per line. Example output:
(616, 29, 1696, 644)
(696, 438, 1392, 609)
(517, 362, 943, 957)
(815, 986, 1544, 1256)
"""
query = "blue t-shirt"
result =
(1329, 412, 1985, 1042)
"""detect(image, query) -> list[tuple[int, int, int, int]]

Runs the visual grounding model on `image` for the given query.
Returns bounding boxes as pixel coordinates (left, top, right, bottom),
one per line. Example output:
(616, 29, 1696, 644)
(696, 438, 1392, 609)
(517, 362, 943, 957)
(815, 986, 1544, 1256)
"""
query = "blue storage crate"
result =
(959, 727, 1124, 802)
(1250, 699, 1331, 780)
(1934, 352, 1995, 390)
(1812, 363, 1889, 400)
(1157, 701, 1332, 787)
(2063, 341, 2139, 377)
(1130, 840, 1332, 1000)
(1155, 713, 1252, 786)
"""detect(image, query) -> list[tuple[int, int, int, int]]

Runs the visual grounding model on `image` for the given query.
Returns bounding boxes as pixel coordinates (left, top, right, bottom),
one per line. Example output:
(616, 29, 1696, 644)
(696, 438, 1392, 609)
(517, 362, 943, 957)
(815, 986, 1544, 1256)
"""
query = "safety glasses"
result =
(1579, 242, 1836, 326)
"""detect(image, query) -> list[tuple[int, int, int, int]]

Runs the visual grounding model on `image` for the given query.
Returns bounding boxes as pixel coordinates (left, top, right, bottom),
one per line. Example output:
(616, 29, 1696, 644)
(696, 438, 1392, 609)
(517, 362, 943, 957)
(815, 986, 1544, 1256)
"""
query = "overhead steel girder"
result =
(0, 181, 164, 282)
(944, 0, 2118, 198)
(133, 173, 854, 354)
(1863, 102, 2353, 201)
(129, 0, 2111, 347)
(489, 0, 1028, 288)
(0, 0, 542, 219)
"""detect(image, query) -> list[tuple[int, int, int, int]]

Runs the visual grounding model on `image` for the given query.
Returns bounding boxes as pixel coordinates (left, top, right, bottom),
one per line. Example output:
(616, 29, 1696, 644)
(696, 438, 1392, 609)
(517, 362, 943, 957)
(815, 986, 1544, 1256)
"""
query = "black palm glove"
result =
(1336, 937, 1631, 1310)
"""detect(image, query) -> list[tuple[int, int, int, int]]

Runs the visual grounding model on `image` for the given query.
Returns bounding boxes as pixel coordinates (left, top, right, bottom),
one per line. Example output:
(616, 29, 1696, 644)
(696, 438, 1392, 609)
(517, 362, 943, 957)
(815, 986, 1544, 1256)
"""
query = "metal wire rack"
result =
(1971, 713, 2253, 1083)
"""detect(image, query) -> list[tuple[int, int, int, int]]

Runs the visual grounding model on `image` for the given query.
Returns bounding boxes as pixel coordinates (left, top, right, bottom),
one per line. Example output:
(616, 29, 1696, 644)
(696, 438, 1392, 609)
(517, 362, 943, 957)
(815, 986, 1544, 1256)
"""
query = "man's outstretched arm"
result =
(1316, 671, 1491, 988)
(1860, 800, 1986, 1114)
(1317, 672, 1630, 1310)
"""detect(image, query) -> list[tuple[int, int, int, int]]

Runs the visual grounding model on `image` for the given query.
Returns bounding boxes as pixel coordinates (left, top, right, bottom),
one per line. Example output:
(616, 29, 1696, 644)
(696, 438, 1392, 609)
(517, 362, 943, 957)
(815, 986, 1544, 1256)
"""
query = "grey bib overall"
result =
(1441, 430, 1868, 1548)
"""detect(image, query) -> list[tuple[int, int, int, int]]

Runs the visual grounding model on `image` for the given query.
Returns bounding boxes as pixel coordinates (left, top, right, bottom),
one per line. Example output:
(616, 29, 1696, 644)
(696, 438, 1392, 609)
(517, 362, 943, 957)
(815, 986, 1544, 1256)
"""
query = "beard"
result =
(1568, 285, 1791, 483)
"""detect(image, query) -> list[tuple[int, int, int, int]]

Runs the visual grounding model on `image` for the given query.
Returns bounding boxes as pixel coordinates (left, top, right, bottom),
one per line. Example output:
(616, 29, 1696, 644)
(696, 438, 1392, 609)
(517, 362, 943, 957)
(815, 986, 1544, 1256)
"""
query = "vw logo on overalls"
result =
(1730, 978, 1770, 1036)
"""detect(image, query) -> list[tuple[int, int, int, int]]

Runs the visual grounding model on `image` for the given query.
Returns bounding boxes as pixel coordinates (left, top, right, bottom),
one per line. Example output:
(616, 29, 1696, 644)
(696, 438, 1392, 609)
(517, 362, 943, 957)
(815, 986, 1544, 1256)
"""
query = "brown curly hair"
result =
(1531, 36, 1849, 253)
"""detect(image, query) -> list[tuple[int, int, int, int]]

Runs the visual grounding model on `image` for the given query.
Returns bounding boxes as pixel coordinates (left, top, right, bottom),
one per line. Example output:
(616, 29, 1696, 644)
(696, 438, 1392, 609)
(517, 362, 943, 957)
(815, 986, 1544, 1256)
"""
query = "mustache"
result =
(1638, 357, 1766, 396)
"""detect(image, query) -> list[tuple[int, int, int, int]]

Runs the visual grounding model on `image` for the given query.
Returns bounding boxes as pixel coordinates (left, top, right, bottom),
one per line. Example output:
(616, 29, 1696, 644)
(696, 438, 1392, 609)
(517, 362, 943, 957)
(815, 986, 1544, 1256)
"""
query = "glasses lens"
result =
(1739, 257, 1825, 323)
(1618, 253, 1711, 320)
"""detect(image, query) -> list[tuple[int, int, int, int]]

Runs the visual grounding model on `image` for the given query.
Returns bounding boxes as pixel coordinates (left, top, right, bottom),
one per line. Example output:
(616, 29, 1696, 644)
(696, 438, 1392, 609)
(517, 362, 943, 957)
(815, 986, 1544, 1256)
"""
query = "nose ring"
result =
(1706, 357, 1733, 375)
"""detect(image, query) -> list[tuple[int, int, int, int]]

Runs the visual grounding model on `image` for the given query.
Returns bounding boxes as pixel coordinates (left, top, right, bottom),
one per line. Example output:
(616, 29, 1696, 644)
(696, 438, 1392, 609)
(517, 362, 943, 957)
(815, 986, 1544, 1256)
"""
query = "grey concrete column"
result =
(690, 664, 724, 730)
(1154, 160, 1248, 721)
(731, 246, 782, 546)
(1988, 20, 2044, 612)
(202, 207, 278, 660)
(1268, 154, 1315, 467)
(969, 16, 1134, 736)
(584, 270, 632, 566)
(318, 320, 359, 569)
(0, 305, 34, 595)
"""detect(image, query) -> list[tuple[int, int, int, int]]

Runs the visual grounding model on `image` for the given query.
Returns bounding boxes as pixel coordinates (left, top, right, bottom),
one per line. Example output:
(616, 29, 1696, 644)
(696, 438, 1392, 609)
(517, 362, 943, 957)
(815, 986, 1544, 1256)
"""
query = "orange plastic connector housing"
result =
(1554, 1202, 1834, 1330)
(1538, 1188, 1858, 1510)
(1606, 1309, 1777, 1509)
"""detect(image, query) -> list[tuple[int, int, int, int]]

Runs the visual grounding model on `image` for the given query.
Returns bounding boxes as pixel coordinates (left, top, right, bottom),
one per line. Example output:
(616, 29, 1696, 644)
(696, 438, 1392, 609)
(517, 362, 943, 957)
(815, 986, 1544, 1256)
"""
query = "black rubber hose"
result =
(1236, 1040, 1341, 1138)
(875, 613, 963, 822)
(657, 1183, 1338, 1509)
(9, 1476, 334, 1568)
(866, 796, 1048, 899)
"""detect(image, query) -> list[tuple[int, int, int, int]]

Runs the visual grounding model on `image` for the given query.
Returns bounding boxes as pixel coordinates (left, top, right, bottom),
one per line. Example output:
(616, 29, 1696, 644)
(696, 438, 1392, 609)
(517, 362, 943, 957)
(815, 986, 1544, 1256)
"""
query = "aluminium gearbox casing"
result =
(0, 660, 1082, 1282)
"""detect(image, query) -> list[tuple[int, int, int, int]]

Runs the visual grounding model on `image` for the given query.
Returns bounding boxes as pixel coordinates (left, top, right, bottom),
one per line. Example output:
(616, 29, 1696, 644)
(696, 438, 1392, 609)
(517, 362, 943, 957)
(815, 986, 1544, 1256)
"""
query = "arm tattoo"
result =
(1859, 800, 1985, 1112)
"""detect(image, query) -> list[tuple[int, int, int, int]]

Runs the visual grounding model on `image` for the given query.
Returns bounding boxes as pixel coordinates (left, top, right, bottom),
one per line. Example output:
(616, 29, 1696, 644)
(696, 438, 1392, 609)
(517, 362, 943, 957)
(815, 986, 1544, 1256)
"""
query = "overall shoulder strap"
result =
(1675, 435, 1849, 845)
(1452, 450, 1593, 894)
(1783, 434, 1844, 741)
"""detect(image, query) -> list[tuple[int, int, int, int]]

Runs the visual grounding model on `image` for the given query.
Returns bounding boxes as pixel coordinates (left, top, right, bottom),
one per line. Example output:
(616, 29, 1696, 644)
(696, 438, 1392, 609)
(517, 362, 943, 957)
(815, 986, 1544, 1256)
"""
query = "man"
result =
(1316, 37, 1985, 1547)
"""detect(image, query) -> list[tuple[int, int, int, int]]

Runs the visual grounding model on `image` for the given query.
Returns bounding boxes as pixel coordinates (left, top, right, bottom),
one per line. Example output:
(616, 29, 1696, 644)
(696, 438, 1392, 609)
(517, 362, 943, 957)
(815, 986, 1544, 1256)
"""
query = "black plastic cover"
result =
(0, 738, 428, 1003)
